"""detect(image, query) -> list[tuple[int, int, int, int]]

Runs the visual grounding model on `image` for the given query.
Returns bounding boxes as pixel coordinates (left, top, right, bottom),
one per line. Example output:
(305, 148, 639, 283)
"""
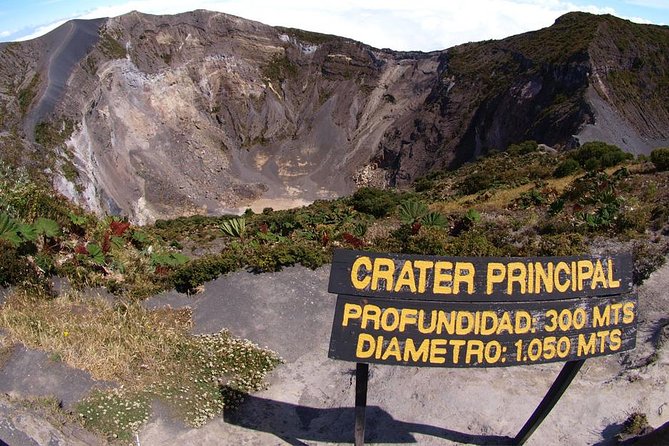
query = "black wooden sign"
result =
(328, 293, 637, 367)
(327, 248, 637, 446)
(328, 249, 633, 302)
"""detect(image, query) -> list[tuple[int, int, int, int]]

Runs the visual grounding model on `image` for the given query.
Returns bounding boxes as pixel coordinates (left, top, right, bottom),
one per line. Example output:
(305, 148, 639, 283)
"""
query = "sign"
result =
(326, 249, 637, 446)
(329, 293, 637, 367)
(328, 249, 636, 368)
(329, 249, 633, 302)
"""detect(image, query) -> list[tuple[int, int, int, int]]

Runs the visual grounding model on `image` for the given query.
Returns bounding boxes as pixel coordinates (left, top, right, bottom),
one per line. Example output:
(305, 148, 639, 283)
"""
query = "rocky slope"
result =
(0, 10, 668, 222)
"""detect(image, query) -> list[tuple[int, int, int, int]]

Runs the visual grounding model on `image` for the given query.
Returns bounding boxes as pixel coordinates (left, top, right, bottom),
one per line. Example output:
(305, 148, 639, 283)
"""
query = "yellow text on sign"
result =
(342, 303, 533, 336)
(349, 256, 622, 297)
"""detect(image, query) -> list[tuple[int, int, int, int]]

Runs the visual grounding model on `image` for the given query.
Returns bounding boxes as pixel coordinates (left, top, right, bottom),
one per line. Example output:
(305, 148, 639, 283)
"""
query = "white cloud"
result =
(15, 19, 69, 41)
(9, 0, 650, 50)
(625, 0, 669, 9)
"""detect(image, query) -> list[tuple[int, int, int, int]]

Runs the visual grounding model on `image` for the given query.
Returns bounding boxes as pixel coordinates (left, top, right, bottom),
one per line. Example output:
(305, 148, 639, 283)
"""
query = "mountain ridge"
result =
(0, 10, 668, 222)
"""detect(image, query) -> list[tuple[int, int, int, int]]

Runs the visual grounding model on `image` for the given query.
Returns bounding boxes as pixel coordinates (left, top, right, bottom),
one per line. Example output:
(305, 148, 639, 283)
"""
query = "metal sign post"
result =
(513, 359, 586, 445)
(354, 362, 369, 446)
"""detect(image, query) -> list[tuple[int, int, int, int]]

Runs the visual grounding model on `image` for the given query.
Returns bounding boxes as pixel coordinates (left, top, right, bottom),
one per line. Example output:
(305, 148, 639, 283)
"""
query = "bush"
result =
(349, 187, 398, 218)
(650, 147, 669, 171)
(507, 140, 538, 156)
(171, 253, 243, 293)
(245, 240, 328, 272)
(458, 172, 494, 195)
(567, 141, 632, 171)
(553, 158, 580, 177)
(414, 177, 434, 192)
(0, 241, 38, 286)
(405, 227, 450, 255)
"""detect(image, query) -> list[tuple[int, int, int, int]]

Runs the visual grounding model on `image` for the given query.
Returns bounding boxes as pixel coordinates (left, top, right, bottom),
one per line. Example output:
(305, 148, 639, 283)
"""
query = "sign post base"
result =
(513, 359, 586, 445)
(355, 362, 369, 446)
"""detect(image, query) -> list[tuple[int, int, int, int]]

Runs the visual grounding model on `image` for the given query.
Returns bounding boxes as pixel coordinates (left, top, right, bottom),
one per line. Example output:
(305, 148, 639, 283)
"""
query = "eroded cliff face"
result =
(48, 11, 441, 223)
(1, 11, 668, 223)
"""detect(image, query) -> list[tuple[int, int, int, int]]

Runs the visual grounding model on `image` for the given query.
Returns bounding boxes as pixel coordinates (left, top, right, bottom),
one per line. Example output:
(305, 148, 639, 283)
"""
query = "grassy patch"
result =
(0, 290, 282, 440)
(77, 389, 150, 442)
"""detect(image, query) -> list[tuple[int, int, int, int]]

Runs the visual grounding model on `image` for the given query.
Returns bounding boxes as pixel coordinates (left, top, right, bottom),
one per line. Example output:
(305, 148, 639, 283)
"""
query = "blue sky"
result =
(1, 0, 668, 51)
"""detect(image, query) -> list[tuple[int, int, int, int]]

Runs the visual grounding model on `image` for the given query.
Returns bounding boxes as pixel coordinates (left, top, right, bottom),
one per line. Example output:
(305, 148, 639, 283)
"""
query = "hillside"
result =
(0, 11, 668, 222)
(0, 141, 668, 444)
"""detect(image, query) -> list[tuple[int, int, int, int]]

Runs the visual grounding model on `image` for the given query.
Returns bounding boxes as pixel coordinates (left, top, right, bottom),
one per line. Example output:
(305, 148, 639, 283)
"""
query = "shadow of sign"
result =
(224, 394, 513, 445)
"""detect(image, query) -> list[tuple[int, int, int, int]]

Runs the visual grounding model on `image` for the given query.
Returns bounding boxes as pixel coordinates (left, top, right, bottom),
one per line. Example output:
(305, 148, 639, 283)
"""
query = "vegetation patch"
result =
(99, 32, 127, 59)
(0, 289, 281, 440)
(262, 54, 298, 82)
(34, 119, 75, 148)
(0, 137, 667, 440)
(651, 147, 669, 171)
(275, 27, 336, 45)
(17, 73, 40, 115)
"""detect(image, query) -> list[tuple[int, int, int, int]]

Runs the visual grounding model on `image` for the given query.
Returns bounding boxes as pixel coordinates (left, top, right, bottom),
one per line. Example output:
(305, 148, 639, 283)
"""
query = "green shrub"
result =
(458, 172, 494, 195)
(405, 227, 450, 255)
(567, 141, 632, 171)
(0, 241, 38, 286)
(553, 158, 580, 177)
(414, 177, 434, 192)
(349, 187, 398, 218)
(650, 147, 669, 171)
(446, 231, 502, 256)
(507, 140, 538, 156)
(246, 240, 329, 273)
(171, 253, 243, 293)
(537, 234, 586, 256)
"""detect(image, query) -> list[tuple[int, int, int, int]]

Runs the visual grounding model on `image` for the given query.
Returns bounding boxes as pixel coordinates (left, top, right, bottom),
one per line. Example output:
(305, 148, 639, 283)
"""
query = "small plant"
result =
(464, 209, 481, 223)
(109, 220, 131, 237)
(220, 217, 246, 239)
(421, 211, 448, 228)
(517, 188, 546, 208)
(68, 212, 88, 227)
(131, 230, 150, 249)
(0, 213, 21, 246)
(151, 251, 189, 268)
(85, 243, 105, 265)
(34, 217, 60, 238)
(398, 199, 428, 224)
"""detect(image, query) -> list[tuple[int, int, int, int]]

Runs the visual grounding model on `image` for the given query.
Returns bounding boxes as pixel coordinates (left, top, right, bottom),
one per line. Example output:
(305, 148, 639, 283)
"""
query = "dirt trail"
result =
(25, 19, 104, 134)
